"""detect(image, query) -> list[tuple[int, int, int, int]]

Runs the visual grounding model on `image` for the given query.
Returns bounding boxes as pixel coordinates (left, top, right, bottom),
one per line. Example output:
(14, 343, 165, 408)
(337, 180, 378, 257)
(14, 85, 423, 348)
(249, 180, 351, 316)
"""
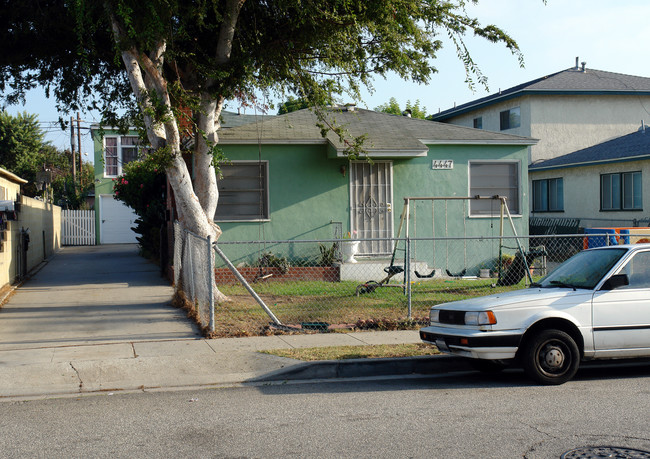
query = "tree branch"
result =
(215, 0, 245, 66)
(108, 16, 165, 148)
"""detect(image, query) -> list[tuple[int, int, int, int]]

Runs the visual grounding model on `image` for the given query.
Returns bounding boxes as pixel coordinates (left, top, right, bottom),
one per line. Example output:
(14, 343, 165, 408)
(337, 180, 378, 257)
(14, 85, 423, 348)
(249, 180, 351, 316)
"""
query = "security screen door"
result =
(350, 161, 394, 256)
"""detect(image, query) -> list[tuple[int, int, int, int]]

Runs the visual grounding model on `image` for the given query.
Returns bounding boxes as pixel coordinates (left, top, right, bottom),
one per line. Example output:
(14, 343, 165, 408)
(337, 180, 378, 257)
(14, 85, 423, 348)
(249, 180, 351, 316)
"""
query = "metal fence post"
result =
(208, 235, 215, 333)
(213, 244, 282, 325)
(188, 235, 195, 304)
(406, 237, 412, 319)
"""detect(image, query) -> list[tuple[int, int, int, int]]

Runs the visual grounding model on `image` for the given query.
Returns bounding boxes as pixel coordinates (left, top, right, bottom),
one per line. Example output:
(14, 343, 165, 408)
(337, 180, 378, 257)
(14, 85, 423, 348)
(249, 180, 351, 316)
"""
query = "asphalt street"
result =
(1, 364, 649, 458)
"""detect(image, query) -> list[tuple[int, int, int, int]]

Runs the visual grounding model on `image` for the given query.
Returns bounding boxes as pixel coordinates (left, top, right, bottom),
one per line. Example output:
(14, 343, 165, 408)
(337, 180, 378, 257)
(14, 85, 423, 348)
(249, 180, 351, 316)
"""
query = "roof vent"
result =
(344, 103, 356, 112)
(575, 56, 579, 69)
(402, 109, 412, 117)
(581, 61, 587, 72)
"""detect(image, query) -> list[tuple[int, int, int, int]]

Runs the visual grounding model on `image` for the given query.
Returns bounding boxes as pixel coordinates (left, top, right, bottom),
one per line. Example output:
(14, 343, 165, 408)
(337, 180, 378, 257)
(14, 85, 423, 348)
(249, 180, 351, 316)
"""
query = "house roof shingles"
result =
(529, 128, 650, 171)
(432, 66, 650, 121)
(218, 107, 535, 156)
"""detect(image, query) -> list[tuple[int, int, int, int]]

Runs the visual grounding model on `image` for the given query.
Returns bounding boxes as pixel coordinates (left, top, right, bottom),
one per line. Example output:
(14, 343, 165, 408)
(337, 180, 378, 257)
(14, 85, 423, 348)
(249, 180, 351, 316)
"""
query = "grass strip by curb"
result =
(261, 343, 439, 361)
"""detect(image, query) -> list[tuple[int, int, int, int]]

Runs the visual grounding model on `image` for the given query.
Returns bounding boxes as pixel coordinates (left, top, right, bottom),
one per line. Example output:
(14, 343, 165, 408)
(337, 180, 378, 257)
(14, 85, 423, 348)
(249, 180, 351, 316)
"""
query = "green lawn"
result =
(209, 277, 534, 337)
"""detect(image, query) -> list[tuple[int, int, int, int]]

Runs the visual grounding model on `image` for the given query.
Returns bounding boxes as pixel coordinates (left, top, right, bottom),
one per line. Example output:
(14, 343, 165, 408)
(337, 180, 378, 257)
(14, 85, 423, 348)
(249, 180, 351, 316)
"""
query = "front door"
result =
(350, 161, 394, 256)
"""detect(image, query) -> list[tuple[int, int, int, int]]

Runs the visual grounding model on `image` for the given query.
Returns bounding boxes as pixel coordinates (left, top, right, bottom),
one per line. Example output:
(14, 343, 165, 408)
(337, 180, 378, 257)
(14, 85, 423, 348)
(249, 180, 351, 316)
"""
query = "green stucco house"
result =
(93, 106, 535, 275)
(216, 106, 536, 274)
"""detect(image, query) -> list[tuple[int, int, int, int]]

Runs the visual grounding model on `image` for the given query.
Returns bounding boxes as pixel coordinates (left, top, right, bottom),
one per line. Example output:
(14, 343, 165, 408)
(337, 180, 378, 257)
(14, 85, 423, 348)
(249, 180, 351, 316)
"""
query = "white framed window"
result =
(104, 136, 141, 177)
(469, 161, 520, 216)
(499, 107, 520, 130)
(601, 171, 642, 211)
(533, 178, 564, 212)
(215, 161, 269, 221)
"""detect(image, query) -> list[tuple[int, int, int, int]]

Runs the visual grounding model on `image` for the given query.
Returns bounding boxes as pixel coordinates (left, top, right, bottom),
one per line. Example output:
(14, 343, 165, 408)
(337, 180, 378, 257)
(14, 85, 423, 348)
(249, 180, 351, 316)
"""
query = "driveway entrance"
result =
(0, 245, 199, 350)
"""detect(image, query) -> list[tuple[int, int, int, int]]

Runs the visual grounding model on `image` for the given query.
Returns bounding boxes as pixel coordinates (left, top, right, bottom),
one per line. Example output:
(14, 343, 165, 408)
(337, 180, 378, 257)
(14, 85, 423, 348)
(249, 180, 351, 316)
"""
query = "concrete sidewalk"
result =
(1, 329, 461, 399)
(0, 245, 467, 400)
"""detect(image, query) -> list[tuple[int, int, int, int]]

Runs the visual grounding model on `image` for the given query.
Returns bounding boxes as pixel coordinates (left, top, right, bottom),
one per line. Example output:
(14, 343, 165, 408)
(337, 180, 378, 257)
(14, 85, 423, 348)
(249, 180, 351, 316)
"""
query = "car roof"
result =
(590, 243, 650, 251)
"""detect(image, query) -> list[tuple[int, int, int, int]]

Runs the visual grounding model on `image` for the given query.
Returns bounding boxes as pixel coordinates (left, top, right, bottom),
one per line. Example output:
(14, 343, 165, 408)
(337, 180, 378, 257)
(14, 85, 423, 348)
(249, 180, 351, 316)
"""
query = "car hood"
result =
(433, 287, 592, 311)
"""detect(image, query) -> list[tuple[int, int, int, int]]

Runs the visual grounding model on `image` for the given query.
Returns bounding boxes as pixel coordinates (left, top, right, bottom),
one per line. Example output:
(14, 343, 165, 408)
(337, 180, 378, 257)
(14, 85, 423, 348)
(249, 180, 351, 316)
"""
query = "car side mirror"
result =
(601, 273, 629, 290)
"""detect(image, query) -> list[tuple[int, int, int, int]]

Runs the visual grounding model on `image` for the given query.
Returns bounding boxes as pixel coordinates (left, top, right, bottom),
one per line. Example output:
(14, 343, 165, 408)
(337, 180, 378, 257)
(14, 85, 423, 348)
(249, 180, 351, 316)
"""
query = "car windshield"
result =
(537, 248, 627, 290)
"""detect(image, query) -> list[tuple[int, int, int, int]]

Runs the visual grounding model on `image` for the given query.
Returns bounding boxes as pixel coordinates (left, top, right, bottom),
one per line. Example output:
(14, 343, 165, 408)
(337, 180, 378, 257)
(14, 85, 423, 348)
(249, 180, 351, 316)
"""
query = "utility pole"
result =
(77, 113, 83, 187)
(70, 116, 77, 184)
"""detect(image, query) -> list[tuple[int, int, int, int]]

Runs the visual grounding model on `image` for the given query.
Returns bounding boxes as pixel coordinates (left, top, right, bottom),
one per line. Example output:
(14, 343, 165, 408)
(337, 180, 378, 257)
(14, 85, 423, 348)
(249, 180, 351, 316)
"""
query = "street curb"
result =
(251, 355, 473, 382)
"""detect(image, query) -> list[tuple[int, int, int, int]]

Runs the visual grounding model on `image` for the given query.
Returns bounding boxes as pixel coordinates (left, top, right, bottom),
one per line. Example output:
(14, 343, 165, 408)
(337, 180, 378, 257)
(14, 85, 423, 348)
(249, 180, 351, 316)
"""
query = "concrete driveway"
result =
(0, 244, 200, 351)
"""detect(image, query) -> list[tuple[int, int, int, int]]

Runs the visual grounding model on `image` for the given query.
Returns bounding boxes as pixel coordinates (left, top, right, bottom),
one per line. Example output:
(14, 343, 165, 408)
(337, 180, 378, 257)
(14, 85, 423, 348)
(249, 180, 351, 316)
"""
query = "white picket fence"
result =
(62, 210, 96, 246)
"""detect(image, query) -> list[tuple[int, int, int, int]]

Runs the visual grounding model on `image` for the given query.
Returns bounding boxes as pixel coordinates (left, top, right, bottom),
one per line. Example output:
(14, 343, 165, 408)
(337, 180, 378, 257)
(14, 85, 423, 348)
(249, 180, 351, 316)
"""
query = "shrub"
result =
(113, 158, 166, 260)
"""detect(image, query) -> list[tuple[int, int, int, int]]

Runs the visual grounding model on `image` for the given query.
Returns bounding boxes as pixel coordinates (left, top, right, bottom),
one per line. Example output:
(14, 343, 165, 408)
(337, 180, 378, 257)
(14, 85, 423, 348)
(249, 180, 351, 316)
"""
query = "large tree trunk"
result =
(108, 2, 245, 305)
(112, 28, 228, 304)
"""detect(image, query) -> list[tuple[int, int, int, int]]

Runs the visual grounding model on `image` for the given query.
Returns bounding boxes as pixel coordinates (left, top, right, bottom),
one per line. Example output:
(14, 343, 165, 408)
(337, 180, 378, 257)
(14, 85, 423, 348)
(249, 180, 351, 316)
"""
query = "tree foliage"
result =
(0, 0, 525, 301)
(1, 0, 522, 130)
(0, 111, 92, 205)
(374, 97, 428, 119)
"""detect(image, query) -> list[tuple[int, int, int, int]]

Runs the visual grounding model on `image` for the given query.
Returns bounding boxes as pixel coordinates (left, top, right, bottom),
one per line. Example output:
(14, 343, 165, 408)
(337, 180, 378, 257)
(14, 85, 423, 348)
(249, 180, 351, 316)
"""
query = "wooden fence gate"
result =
(62, 210, 96, 245)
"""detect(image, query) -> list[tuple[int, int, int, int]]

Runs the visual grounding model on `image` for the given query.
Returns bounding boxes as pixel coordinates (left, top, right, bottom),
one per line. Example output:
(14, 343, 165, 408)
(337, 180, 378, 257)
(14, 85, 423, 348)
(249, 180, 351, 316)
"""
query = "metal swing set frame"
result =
(356, 195, 540, 295)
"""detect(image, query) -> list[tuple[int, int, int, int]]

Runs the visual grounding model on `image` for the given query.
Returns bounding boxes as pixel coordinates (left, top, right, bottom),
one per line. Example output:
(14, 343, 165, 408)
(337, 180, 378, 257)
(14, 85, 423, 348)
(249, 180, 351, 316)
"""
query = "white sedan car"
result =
(420, 244, 650, 384)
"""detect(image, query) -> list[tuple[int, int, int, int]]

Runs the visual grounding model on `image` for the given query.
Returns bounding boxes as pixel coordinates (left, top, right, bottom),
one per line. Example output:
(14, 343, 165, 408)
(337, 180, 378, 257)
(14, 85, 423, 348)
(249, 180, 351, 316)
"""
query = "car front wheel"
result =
(522, 330, 580, 385)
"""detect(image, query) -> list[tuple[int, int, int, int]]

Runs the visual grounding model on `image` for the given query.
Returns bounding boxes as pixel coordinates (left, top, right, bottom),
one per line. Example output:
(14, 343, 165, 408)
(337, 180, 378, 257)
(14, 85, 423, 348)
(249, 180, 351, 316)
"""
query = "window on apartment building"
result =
(104, 136, 141, 177)
(473, 117, 483, 129)
(533, 178, 564, 212)
(499, 107, 521, 130)
(215, 161, 269, 221)
(469, 161, 520, 216)
(601, 171, 642, 211)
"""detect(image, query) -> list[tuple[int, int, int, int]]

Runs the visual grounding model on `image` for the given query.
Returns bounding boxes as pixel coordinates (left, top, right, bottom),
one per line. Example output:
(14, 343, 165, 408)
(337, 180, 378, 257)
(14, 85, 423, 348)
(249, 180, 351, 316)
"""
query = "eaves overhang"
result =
(421, 138, 538, 146)
(432, 89, 650, 121)
(328, 148, 429, 159)
(529, 154, 650, 172)
(0, 167, 28, 185)
(217, 139, 328, 145)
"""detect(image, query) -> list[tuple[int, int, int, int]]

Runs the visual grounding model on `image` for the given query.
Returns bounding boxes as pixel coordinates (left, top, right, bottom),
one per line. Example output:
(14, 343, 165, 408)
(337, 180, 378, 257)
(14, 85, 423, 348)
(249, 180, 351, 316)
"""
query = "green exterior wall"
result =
(216, 144, 349, 242)
(93, 129, 111, 245)
(218, 142, 529, 272)
(219, 143, 529, 240)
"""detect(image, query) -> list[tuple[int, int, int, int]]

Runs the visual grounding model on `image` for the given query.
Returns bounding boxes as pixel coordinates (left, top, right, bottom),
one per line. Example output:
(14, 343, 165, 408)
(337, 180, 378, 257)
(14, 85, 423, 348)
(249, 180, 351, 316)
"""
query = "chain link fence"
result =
(173, 223, 215, 331)
(173, 223, 650, 337)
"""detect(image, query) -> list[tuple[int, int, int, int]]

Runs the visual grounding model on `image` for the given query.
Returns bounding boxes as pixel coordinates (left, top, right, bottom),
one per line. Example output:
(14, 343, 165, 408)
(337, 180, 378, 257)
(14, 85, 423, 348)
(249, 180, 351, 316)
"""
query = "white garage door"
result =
(99, 194, 138, 244)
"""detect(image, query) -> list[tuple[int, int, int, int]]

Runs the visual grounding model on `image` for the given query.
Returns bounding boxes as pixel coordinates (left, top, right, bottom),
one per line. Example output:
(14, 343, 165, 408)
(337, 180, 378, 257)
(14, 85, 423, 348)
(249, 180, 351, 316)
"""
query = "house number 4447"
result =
(432, 160, 454, 170)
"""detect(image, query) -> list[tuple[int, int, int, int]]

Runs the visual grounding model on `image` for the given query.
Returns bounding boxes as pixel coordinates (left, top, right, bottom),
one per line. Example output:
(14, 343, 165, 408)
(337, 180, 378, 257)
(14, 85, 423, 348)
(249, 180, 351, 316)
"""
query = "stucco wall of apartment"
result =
(530, 159, 650, 227)
(438, 96, 533, 139)
(529, 95, 650, 163)
(440, 94, 650, 164)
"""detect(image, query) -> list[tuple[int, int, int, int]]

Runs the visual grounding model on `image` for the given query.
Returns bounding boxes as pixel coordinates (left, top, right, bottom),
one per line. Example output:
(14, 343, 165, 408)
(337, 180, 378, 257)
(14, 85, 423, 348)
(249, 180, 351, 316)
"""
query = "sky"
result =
(5, 0, 650, 160)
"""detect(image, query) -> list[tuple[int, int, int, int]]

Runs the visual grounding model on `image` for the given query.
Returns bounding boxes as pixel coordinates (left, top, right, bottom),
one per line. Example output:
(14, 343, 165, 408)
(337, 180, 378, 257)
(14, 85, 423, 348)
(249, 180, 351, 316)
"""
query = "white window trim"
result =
(103, 135, 140, 178)
(468, 160, 522, 217)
